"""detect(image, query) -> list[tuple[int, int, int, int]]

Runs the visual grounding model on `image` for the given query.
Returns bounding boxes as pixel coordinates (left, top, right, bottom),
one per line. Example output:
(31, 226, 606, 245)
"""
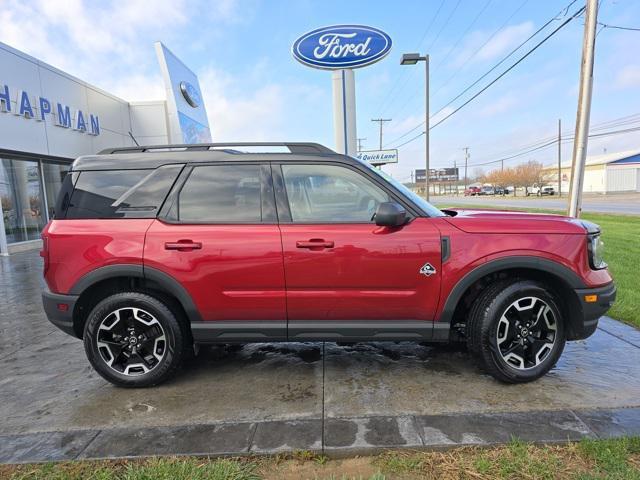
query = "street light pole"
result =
(400, 52, 430, 200)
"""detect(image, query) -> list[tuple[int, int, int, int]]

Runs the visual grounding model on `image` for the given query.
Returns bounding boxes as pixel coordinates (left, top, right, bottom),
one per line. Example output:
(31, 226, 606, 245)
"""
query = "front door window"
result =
(281, 164, 389, 223)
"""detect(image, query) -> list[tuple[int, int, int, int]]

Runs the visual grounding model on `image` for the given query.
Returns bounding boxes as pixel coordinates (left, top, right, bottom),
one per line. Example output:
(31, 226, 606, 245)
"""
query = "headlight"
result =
(588, 234, 606, 269)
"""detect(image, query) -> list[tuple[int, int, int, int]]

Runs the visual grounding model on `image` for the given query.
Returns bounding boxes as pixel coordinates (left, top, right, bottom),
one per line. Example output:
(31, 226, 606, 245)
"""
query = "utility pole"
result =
(463, 147, 470, 189)
(357, 137, 366, 152)
(371, 118, 392, 150)
(424, 55, 430, 201)
(569, 0, 598, 218)
(558, 119, 562, 197)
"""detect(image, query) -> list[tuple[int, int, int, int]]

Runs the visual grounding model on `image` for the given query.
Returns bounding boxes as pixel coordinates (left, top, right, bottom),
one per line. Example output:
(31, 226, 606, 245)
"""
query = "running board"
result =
(191, 320, 450, 343)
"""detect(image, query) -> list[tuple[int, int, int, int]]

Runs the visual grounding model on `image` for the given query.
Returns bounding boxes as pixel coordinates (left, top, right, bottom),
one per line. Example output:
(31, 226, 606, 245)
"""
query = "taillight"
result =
(40, 235, 49, 275)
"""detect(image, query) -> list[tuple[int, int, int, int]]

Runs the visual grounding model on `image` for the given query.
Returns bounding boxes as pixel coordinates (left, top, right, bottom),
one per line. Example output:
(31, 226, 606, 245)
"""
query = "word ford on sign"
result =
(292, 25, 392, 70)
(314, 33, 371, 59)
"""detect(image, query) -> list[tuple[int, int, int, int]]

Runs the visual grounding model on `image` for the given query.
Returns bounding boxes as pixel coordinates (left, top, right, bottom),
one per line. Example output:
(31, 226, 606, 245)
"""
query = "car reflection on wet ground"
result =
(1, 250, 640, 460)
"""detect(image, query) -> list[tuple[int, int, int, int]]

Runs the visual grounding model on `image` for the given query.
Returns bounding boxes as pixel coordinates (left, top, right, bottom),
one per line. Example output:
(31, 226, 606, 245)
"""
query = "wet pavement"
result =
(1, 250, 640, 462)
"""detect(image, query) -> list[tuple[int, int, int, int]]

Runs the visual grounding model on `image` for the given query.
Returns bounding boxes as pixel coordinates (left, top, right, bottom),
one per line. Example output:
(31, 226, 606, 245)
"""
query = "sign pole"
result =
(332, 69, 357, 156)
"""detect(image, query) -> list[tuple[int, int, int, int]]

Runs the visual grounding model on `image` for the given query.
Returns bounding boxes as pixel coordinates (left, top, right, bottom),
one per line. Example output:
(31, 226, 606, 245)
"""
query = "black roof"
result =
(73, 142, 344, 170)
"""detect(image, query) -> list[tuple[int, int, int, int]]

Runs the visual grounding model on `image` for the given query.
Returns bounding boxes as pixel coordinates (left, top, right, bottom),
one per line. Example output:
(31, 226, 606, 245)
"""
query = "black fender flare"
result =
(438, 256, 586, 325)
(69, 264, 202, 322)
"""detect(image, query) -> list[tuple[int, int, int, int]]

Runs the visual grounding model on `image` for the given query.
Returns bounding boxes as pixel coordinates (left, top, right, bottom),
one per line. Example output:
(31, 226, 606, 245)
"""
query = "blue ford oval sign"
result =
(292, 25, 392, 70)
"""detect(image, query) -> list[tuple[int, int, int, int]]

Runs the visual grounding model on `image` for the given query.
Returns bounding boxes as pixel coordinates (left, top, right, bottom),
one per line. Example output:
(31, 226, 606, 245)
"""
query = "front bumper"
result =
(42, 287, 79, 338)
(571, 281, 616, 340)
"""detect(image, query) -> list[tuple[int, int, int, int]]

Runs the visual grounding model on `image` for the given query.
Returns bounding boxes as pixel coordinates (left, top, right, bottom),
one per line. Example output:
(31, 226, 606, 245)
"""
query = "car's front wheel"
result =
(84, 292, 188, 387)
(467, 279, 566, 383)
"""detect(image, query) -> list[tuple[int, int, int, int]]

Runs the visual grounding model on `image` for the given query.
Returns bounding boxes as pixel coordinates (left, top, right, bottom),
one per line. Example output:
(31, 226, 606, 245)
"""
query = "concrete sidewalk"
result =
(2, 251, 640, 463)
(2, 407, 640, 463)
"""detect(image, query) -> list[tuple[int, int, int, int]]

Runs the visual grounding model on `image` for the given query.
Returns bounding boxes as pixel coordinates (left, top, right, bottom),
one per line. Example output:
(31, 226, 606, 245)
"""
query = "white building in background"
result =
(544, 149, 640, 194)
(0, 41, 210, 255)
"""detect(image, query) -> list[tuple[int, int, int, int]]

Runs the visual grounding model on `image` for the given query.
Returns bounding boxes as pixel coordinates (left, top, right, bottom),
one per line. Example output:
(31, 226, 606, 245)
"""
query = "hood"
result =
(442, 209, 592, 235)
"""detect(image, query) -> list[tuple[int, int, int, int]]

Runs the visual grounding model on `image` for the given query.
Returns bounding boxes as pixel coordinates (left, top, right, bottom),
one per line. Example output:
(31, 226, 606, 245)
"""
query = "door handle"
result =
(296, 239, 334, 249)
(164, 240, 202, 251)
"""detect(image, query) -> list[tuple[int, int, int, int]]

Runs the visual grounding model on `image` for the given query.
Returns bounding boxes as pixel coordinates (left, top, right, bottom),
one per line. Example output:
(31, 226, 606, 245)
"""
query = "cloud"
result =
(478, 93, 519, 117)
(0, 0, 249, 102)
(199, 66, 326, 141)
(455, 22, 535, 67)
(615, 65, 640, 89)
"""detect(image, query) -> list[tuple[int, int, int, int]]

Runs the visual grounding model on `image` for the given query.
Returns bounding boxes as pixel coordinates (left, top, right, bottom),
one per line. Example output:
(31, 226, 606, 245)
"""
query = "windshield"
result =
(354, 157, 446, 217)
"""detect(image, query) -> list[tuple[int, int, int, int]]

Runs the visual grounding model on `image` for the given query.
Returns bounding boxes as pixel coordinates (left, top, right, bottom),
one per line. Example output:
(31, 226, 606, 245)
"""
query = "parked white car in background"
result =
(526, 184, 555, 196)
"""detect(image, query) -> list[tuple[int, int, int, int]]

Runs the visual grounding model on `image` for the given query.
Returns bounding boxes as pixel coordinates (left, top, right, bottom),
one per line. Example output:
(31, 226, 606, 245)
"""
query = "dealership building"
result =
(0, 41, 210, 255)
(543, 149, 640, 194)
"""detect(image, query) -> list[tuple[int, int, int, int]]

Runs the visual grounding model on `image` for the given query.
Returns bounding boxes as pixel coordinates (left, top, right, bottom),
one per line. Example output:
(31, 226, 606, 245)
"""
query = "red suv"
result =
(41, 143, 615, 387)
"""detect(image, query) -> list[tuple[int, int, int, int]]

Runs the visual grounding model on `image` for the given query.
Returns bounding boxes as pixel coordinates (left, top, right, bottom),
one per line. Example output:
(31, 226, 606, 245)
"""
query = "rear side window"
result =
(63, 165, 182, 219)
(166, 164, 262, 223)
(52, 172, 78, 219)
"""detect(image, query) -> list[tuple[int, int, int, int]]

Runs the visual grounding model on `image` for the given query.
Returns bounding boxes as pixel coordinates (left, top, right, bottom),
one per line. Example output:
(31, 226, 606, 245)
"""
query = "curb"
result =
(2, 407, 639, 464)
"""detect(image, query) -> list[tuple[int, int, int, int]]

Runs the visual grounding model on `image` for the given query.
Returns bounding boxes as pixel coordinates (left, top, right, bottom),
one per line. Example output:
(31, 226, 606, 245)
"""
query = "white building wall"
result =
(606, 164, 640, 192)
(0, 41, 153, 159)
(130, 101, 170, 146)
(582, 168, 606, 193)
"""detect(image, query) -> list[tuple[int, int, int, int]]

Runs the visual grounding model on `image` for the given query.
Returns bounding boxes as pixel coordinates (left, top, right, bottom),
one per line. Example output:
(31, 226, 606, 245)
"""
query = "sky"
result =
(1, 0, 639, 182)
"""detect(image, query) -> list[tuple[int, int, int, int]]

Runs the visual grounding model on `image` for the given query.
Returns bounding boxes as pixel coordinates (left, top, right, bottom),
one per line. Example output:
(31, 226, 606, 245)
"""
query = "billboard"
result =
(155, 42, 211, 144)
(415, 168, 459, 182)
(356, 149, 398, 165)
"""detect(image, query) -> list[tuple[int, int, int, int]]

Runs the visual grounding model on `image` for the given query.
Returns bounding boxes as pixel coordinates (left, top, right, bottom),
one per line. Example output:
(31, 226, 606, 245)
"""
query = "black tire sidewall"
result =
(84, 292, 185, 387)
(479, 281, 566, 383)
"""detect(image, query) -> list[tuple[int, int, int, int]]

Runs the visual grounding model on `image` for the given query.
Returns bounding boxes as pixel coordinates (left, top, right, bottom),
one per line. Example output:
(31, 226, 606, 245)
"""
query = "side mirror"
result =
(374, 202, 407, 227)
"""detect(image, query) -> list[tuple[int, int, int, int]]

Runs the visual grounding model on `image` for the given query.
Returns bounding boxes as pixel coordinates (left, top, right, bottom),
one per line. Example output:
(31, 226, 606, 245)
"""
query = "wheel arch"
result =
(69, 264, 202, 338)
(440, 256, 587, 341)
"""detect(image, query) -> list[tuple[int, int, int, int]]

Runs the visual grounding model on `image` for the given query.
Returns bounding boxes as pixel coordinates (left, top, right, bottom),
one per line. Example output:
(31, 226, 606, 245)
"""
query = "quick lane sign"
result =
(0, 84, 100, 135)
(356, 149, 398, 165)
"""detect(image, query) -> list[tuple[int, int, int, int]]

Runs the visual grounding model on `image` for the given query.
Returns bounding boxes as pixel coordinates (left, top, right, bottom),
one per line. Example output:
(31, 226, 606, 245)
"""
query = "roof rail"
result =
(98, 142, 335, 155)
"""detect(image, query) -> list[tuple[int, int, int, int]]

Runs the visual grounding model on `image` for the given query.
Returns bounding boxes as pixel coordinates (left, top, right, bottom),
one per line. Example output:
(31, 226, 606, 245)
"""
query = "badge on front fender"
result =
(419, 263, 436, 276)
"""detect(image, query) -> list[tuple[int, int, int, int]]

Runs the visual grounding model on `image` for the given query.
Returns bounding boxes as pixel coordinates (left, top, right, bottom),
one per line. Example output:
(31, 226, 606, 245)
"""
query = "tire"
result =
(467, 279, 566, 383)
(84, 292, 188, 387)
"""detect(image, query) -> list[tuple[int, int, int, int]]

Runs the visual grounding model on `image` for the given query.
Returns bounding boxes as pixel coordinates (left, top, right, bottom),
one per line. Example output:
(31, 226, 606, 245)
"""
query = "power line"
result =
(385, 0, 580, 149)
(424, 0, 463, 55)
(374, 0, 446, 115)
(429, 2, 583, 127)
(395, 131, 427, 149)
(378, 0, 462, 118)
(472, 113, 640, 161)
(430, 0, 531, 99)
(597, 22, 640, 31)
(466, 124, 640, 169)
(390, 3, 585, 149)
(386, 0, 494, 122)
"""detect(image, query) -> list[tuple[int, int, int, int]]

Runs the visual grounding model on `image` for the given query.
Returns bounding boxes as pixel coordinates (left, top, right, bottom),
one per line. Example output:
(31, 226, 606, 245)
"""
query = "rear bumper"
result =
(42, 287, 79, 338)
(571, 281, 616, 340)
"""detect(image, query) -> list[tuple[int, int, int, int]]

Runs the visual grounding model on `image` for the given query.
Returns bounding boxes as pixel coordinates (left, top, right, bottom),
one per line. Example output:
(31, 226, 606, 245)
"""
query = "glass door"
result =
(0, 158, 47, 243)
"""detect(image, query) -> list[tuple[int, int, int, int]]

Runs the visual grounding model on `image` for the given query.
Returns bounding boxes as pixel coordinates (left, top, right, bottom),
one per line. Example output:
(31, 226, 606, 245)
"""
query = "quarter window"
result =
(168, 164, 262, 223)
(65, 166, 182, 219)
(281, 164, 389, 222)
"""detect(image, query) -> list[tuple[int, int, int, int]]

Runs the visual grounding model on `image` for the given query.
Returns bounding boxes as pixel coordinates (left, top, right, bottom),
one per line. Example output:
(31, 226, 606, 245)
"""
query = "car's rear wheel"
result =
(467, 279, 566, 383)
(84, 292, 187, 387)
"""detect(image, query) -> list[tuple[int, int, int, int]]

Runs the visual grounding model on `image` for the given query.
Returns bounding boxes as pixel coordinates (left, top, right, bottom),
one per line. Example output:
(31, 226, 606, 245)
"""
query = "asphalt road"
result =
(432, 194, 640, 215)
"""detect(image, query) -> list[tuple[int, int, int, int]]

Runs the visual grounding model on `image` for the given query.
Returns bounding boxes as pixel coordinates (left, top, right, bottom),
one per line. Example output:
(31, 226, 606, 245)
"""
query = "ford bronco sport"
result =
(41, 143, 616, 387)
